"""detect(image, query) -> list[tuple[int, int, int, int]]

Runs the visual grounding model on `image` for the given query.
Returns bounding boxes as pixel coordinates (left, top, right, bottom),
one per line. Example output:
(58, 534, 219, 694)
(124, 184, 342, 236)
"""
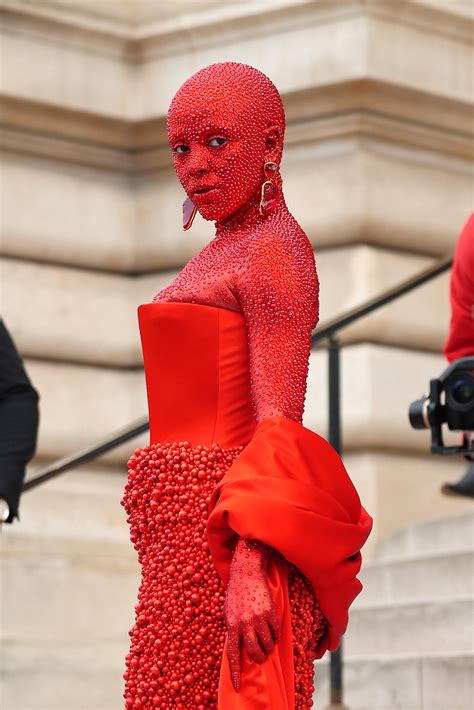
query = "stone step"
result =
(354, 550, 474, 606)
(2, 643, 473, 709)
(3, 528, 472, 657)
(0, 528, 139, 640)
(345, 597, 473, 656)
(0, 638, 128, 709)
(375, 510, 474, 562)
(314, 651, 474, 710)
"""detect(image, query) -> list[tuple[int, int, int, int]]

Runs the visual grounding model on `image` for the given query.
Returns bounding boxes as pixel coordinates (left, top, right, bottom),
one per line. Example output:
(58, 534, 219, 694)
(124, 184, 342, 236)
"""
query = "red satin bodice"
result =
(138, 302, 257, 448)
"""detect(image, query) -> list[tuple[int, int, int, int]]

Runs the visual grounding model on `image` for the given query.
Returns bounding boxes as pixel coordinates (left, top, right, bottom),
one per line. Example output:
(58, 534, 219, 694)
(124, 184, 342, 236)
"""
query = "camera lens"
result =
(450, 375, 474, 405)
(409, 397, 430, 429)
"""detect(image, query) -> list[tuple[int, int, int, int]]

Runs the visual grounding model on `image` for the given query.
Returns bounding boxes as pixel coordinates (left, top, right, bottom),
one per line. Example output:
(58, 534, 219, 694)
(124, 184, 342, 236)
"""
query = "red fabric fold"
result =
(216, 551, 295, 709)
(207, 414, 373, 661)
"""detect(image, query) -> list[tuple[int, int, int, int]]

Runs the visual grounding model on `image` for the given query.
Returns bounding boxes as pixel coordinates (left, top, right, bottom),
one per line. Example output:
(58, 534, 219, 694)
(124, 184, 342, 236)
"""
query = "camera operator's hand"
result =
(0, 497, 10, 526)
(441, 432, 474, 498)
(463, 431, 474, 462)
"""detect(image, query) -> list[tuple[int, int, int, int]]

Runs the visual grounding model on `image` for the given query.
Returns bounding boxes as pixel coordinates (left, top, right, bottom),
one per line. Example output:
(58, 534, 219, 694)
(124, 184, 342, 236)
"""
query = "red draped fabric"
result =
(207, 415, 373, 707)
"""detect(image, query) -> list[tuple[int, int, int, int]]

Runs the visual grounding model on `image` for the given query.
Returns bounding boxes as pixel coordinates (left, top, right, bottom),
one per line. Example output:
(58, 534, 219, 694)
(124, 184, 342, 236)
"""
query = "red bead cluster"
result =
(120, 440, 243, 709)
(288, 563, 328, 708)
(121, 441, 327, 708)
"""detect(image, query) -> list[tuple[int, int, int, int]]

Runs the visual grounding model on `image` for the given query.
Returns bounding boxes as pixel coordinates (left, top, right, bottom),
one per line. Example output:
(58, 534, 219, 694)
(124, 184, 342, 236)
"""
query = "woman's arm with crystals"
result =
(224, 232, 319, 691)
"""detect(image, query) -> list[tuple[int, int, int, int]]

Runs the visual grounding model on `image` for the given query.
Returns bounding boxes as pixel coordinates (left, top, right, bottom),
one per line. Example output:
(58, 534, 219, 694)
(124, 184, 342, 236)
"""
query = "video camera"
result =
(409, 357, 474, 456)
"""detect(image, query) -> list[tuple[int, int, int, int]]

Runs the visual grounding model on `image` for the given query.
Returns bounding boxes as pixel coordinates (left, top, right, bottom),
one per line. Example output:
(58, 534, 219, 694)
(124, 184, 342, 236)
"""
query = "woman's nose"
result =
(187, 146, 210, 176)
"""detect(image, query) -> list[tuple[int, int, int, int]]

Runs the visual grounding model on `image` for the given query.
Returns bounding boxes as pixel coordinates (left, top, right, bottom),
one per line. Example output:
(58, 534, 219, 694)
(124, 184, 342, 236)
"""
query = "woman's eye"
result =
(208, 137, 227, 147)
(173, 138, 226, 154)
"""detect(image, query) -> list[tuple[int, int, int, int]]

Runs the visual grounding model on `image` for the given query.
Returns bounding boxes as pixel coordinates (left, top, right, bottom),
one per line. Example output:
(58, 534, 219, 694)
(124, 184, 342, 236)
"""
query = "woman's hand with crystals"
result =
(223, 537, 281, 692)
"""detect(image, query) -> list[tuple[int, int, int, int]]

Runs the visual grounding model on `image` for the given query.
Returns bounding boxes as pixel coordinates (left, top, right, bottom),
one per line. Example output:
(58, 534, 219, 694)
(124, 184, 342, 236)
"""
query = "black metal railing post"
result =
(327, 334, 346, 709)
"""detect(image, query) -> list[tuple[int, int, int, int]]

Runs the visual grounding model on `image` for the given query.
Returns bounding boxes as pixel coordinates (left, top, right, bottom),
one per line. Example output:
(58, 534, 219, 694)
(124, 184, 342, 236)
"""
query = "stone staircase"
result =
(314, 510, 474, 710)
(1, 470, 472, 709)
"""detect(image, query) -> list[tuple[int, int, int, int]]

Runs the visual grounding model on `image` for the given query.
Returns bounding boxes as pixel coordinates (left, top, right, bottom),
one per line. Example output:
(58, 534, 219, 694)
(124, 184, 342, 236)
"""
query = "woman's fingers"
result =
(267, 605, 281, 642)
(227, 626, 241, 693)
(243, 624, 266, 664)
(254, 618, 275, 656)
(228, 609, 282, 692)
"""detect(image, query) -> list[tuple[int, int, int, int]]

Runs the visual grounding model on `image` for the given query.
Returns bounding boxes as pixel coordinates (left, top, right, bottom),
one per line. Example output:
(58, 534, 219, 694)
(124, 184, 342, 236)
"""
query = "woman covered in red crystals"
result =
(121, 62, 372, 709)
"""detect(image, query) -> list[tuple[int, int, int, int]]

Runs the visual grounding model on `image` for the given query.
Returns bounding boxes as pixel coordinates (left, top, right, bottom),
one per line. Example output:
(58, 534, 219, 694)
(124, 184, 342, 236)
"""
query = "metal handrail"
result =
(23, 416, 149, 492)
(23, 254, 452, 492)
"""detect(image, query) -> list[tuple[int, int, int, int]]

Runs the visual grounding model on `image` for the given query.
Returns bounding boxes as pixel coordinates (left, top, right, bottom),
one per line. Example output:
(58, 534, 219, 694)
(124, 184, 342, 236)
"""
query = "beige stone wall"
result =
(1, 0, 473, 549)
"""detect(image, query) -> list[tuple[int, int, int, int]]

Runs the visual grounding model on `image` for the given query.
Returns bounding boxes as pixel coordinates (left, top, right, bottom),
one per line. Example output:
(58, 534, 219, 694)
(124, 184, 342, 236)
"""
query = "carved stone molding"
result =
(1, 79, 472, 171)
(1, 0, 473, 47)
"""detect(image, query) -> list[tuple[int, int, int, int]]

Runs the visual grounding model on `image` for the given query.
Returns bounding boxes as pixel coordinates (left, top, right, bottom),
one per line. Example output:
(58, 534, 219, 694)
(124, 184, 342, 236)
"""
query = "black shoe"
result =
(441, 462, 474, 499)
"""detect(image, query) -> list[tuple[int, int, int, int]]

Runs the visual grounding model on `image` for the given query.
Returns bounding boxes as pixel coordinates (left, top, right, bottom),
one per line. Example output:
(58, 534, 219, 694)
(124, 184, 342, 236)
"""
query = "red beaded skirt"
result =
(120, 439, 327, 710)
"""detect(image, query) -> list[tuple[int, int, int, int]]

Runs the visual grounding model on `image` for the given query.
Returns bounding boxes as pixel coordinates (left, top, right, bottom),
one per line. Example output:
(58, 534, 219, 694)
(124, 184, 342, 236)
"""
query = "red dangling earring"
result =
(183, 196, 198, 230)
(259, 161, 279, 217)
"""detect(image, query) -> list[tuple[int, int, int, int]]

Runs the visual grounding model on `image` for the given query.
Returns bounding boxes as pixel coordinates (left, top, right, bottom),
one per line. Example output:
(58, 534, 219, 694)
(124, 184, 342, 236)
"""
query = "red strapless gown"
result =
(121, 302, 373, 710)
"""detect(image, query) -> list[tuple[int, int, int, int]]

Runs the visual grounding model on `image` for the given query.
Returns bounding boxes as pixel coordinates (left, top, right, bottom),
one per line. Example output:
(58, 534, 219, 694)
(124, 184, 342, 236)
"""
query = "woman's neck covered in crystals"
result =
(214, 180, 287, 239)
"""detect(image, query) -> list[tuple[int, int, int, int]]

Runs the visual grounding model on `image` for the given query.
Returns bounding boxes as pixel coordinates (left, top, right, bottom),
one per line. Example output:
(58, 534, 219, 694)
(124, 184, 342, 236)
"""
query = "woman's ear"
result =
(264, 125, 281, 161)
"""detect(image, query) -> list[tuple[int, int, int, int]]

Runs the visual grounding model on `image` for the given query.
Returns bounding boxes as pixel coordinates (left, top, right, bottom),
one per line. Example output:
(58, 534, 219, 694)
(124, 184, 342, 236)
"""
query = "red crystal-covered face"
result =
(168, 105, 266, 222)
(166, 63, 285, 224)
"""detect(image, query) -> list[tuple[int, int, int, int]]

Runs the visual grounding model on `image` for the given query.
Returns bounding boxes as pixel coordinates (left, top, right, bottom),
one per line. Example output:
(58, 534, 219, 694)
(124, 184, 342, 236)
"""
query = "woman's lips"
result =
(192, 187, 219, 200)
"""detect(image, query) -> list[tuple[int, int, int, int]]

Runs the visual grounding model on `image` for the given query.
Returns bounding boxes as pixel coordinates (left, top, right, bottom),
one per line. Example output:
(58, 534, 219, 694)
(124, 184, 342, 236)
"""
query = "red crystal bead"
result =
(260, 181, 278, 216)
(264, 162, 278, 180)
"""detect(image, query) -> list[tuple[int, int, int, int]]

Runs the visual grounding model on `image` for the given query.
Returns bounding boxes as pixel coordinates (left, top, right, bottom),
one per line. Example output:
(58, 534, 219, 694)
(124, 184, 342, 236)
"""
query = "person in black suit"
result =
(0, 318, 40, 525)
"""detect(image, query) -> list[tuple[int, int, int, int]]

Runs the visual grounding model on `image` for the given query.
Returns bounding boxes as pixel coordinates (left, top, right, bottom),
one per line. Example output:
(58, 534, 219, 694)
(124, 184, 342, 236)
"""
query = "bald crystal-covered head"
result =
(167, 62, 286, 223)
